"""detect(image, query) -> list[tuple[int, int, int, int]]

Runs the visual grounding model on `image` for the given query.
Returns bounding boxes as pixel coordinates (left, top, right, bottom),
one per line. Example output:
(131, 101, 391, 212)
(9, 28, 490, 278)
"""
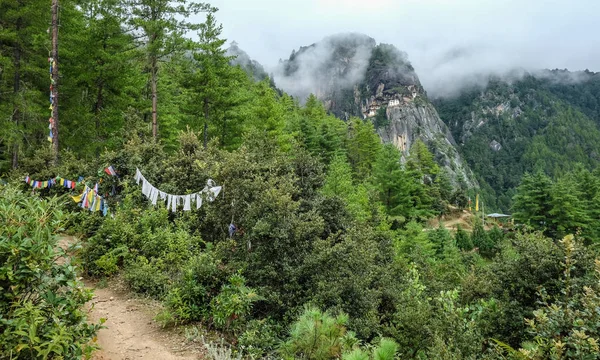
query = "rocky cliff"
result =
(275, 34, 476, 187)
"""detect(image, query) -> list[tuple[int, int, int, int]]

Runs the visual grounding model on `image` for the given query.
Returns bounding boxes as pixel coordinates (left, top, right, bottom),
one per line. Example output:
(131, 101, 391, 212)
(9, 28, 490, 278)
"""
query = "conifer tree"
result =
(454, 224, 473, 251)
(428, 223, 454, 256)
(373, 144, 412, 217)
(322, 155, 353, 198)
(346, 118, 381, 179)
(547, 177, 589, 239)
(512, 171, 553, 231)
(60, 0, 143, 155)
(125, 0, 214, 139)
(471, 219, 494, 257)
(405, 140, 439, 219)
(0, 0, 47, 169)
(186, 12, 245, 148)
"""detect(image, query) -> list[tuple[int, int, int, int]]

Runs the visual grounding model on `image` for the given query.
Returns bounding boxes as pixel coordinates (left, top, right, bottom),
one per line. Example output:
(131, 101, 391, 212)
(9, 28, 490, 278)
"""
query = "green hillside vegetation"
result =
(435, 74, 600, 211)
(2, 1, 600, 359)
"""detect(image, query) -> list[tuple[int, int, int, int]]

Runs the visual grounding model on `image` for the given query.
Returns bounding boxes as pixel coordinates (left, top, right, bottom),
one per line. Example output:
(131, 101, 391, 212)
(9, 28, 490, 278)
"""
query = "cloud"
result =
(202, 0, 600, 97)
(271, 33, 375, 101)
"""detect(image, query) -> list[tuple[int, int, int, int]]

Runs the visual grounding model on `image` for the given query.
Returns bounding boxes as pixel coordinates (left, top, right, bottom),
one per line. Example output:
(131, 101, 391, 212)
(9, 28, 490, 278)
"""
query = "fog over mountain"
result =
(202, 0, 600, 97)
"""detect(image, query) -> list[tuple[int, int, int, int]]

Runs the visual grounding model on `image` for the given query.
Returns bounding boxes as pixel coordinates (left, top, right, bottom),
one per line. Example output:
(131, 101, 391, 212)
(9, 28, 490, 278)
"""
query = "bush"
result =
(124, 256, 170, 297)
(0, 186, 101, 359)
(279, 306, 357, 360)
(210, 274, 261, 334)
(162, 252, 228, 325)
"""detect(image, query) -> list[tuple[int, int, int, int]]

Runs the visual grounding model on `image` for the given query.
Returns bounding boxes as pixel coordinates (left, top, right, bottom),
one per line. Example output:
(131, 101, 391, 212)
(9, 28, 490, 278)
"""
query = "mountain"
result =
(226, 41, 270, 82)
(274, 33, 476, 188)
(434, 70, 600, 211)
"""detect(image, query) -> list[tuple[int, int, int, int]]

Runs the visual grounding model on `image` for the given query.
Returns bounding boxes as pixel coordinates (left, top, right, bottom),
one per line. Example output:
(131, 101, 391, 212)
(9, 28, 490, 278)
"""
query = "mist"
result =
(199, 0, 600, 98)
(272, 33, 375, 101)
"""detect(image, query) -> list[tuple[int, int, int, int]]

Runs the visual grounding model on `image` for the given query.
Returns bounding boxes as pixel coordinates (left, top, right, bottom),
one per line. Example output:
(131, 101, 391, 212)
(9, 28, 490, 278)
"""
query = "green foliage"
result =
(373, 144, 412, 218)
(501, 235, 600, 359)
(280, 306, 356, 360)
(210, 273, 260, 333)
(435, 75, 600, 211)
(472, 219, 495, 258)
(0, 186, 101, 359)
(512, 170, 595, 241)
(372, 106, 389, 129)
(455, 224, 474, 251)
(346, 119, 381, 179)
(6, 4, 600, 359)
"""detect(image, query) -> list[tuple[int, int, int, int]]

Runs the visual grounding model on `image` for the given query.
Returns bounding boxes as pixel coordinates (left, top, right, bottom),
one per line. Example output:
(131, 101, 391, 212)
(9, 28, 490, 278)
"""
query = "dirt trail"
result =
(59, 236, 204, 360)
(88, 282, 201, 360)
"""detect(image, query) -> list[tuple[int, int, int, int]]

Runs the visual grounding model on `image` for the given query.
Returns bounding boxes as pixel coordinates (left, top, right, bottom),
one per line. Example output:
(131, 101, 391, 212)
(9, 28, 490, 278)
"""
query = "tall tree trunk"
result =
(151, 56, 158, 139)
(11, 8, 21, 169)
(203, 97, 209, 148)
(94, 77, 103, 156)
(51, 0, 59, 164)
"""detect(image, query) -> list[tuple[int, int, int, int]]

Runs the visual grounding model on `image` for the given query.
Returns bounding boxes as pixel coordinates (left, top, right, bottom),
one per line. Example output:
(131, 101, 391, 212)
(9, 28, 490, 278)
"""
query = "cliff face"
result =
(275, 34, 476, 187)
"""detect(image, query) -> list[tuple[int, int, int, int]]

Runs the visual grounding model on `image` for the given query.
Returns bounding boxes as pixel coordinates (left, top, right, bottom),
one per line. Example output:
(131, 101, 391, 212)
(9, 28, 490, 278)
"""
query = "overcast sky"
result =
(201, 0, 600, 96)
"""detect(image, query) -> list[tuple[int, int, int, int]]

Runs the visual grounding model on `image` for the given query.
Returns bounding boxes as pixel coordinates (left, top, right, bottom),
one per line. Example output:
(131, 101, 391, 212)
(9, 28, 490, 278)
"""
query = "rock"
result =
(275, 33, 477, 187)
(110, 296, 114, 301)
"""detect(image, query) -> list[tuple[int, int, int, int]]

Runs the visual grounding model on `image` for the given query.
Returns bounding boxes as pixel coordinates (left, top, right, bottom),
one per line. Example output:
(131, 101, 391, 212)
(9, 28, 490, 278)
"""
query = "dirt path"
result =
(87, 281, 202, 360)
(59, 236, 205, 360)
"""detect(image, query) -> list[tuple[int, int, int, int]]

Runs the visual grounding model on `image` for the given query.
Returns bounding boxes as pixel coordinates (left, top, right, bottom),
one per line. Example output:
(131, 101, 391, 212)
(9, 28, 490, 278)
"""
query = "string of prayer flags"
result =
(71, 185, 109, 216)
(24, 175, 81, 190)
(134, 168, 222, 212)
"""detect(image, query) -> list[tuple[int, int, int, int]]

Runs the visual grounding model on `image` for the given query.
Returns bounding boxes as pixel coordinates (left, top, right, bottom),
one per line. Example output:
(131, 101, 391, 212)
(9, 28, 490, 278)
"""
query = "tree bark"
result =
(51, 0, 59, 164)
(203, 97, 209, 148)
(151, 56, 158, 139)
(11, 7, 21, 169)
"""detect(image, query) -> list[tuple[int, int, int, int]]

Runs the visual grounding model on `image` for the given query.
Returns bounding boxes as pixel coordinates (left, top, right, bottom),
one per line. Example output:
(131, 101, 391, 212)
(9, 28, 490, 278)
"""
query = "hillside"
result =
(4, 2, 600, 359)
(434, 71, 600, 211)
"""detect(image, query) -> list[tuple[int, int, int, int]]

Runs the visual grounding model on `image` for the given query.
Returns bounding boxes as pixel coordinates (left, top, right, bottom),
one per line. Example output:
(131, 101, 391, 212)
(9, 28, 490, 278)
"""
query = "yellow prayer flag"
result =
(475, 194, 479, 212)
(60, 179, 65, 186)
(95, 196, 101, 212)
(72, 193, 83, 203)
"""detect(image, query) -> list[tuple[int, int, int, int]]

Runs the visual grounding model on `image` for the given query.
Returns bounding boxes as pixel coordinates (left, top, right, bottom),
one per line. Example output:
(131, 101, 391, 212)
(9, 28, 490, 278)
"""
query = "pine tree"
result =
(373, 144, 412, 217)
(321, 154, 370, 220)
(125, 0, 214, 139)
(321, 154, 354, 198)
(512, 171, 553, 231)
(454, 224, 473, 251)
(428, 223, 453, 256)
(346, 118, 381, 179)
(572, 167, 600, 241)
(60, 0, 143, 155)
(471, 219, 494, 257)
(405, 140, 440, 219)
(547, 177, 589, 239)
(0, 0, 48, 169)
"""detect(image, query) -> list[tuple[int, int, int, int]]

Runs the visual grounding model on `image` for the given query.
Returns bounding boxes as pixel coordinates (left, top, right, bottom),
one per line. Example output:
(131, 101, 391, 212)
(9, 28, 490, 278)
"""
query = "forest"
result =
(2, 1, 600, 359)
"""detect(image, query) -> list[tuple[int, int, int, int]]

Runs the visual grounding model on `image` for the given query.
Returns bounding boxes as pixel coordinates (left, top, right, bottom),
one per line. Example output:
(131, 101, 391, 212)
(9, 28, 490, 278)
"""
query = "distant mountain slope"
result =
(226, 41, 269, 82)
(434, 71, 600, 211)
(275, 34, 476, 188)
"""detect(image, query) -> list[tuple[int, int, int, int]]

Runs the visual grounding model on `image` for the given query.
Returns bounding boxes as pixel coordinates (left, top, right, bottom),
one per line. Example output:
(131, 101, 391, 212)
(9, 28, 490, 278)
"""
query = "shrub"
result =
(279, 306, 357, 360)
(124, 256, 170, 297)
(210, 273, 261, 334)
(0, 186, 101, 359)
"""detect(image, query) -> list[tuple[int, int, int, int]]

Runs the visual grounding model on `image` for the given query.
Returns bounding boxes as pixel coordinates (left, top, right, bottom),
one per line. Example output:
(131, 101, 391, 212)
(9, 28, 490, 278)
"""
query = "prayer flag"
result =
(104, 166, 117, 176)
